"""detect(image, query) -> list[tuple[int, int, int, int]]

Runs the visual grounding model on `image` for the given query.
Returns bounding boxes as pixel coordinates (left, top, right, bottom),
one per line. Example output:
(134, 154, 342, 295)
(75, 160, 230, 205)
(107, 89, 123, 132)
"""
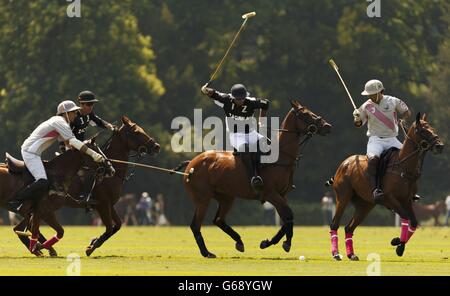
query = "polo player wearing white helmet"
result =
(8, 100, 106, 213)
(353, 79, 411, 203)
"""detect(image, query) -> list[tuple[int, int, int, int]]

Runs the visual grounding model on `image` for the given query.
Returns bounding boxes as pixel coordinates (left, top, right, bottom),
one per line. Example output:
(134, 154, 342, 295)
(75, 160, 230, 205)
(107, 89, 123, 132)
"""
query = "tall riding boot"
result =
(367, 156, 383, 203)
(250, 152, 264, 193)
(8, 179, 49, 213)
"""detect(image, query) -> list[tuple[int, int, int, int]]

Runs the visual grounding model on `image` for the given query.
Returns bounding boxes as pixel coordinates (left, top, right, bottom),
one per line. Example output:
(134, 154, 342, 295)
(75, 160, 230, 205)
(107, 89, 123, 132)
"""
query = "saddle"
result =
(5, 153, 41, 186)
(377, 147, 400, 188)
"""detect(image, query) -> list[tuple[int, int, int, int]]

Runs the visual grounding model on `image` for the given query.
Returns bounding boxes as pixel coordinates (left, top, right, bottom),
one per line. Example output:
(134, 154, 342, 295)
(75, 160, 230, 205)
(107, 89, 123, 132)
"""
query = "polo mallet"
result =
(328, 59, 357, 110)
(206, 11, 256, 86)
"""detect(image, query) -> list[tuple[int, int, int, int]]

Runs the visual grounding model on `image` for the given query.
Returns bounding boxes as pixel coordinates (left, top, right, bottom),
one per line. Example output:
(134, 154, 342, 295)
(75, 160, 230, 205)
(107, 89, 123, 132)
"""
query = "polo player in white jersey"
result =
(8, 100, 107, 213)
(353, 79, 411, 203)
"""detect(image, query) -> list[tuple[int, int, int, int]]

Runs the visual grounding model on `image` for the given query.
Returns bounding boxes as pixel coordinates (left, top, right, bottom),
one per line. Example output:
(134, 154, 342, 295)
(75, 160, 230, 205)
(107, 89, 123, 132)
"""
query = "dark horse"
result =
(0, 146, 107, 256)
(327, 113, 443, 260)
(13, 116, 160, 256)
(176, 101, 331, 258)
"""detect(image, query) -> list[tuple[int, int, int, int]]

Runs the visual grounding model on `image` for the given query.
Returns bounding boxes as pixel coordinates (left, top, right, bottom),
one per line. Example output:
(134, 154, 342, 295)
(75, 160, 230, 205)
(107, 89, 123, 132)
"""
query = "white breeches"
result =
(367, 136, 403, 158)
(230, 130, 264, 152)
(21, 150, 47, 180)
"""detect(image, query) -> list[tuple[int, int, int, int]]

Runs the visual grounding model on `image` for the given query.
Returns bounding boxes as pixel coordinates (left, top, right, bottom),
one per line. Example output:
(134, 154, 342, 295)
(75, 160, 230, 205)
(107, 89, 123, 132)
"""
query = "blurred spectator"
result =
(136, 192, 153, 225)
(262, 202, 276, 225)
(321, 191, 335, 226)
(115, 193, 138, 226)
(154, 193, 170, 226)
(446, 194, 450, 227)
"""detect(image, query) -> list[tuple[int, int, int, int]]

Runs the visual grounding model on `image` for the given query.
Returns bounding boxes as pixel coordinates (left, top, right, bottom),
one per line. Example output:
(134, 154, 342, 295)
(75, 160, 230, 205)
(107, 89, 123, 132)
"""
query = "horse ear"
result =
(415, 113, 421, 126)
(122, 116, 131, 125)
(290, 100, 296, 109)
(421, 113, 427, 121)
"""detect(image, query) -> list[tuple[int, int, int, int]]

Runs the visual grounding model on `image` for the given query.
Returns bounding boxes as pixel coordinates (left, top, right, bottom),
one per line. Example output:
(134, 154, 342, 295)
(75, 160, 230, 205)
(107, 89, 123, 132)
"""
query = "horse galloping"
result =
(14, 116, 160, 256)
(327, 113, 443, 260)
(177, 100, 331, 258)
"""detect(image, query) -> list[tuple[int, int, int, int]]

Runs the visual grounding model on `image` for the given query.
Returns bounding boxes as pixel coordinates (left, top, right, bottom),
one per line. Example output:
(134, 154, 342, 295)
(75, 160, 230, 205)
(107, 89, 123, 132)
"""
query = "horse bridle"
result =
(123, 123, 157, 157)
(278, 108, 323, 165)
(390, 121, 440, 180)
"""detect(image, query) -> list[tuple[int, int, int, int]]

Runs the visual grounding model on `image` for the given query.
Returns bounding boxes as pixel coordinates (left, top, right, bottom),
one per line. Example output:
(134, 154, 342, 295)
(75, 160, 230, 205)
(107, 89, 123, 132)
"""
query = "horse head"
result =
(288, 100, 332, 136)
(409, 113, 444, 155)
(117, 116, 160, 156)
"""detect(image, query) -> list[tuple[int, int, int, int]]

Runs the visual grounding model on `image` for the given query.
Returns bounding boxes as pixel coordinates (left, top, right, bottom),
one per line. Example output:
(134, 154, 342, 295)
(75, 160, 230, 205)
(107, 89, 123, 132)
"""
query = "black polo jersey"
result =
(211, 91, 269, 134)
(71, 111, 108, 141)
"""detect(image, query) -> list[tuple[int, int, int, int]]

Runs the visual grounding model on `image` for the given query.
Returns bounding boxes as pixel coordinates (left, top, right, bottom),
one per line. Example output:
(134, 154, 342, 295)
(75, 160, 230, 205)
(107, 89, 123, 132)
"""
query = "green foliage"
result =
(0, 1, 449, 225)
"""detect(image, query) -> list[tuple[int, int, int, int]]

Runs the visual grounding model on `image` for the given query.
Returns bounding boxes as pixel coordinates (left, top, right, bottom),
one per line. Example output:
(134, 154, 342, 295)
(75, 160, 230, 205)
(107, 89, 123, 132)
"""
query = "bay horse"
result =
(0, 145, 108, 256)
(13, 116, 160, 256)
(327, 113, 443, 260)
(176, 100, 331, 258)
(413, 200, 446, 226)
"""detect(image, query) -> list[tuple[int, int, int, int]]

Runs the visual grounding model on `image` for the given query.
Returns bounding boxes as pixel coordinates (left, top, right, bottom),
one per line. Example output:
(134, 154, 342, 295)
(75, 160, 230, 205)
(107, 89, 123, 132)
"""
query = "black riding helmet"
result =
(78, 90, 99, 103)
(230, 84, 249, 100)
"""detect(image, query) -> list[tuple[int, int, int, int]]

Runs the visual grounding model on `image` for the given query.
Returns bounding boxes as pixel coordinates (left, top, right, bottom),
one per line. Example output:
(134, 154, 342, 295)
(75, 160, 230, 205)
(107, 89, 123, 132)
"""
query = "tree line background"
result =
(0, 0, 449, 225)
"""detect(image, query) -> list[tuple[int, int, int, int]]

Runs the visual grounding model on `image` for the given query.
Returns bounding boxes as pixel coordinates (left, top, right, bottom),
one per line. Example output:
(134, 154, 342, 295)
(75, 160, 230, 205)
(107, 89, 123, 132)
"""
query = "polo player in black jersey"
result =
(201, 83, 269, 193)
(59, 91, 115, 209)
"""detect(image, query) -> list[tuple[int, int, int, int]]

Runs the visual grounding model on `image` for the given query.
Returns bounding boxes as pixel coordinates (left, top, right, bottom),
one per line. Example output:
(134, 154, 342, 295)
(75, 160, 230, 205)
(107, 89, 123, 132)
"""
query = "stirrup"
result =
(7, 200, 23, 213)
(251, 176, 264, 190)
(372, 189, 384, 203)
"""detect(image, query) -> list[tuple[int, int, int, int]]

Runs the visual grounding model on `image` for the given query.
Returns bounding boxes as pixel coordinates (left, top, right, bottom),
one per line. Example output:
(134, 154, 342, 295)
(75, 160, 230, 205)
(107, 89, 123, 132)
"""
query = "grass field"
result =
(0, 225, 448, 276)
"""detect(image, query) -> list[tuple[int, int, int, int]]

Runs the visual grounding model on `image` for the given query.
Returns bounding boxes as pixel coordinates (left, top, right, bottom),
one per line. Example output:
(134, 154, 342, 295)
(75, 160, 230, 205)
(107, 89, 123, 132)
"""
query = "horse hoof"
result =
(396, 243, 405, 257)
(86, 246, 95, 257)
(204, 252, 216, 259)
(235, 242, 245, 253)
(333, 253, 342, 261)
(391, 237, 401, 246)
(48, 247, 58, 257)
(282, 241, 291, 253)
(260, 239, 270, 249)
(348, 254, 359, 261)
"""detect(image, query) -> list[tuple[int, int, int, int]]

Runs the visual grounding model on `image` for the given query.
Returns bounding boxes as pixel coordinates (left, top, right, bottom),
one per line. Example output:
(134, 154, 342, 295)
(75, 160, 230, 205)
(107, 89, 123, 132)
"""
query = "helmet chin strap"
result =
(64, 112, 70, 123)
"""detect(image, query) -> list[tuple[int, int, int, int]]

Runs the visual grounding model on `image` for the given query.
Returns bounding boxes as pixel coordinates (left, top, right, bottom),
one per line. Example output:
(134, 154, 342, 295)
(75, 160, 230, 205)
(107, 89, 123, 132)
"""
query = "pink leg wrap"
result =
(406, 226, 417, 243)
(29, 236, 38, 252)
(330, 230, 338, 255)
(42, 235, 61, 249)
(345, 232, 354, 256)
(400, 219, 409, 243)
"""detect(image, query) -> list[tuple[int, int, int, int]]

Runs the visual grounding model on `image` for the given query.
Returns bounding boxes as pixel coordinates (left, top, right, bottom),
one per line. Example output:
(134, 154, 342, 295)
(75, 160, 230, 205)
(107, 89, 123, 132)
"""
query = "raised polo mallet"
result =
(329, 59, 357, 110)
(206, 11, 256, 86)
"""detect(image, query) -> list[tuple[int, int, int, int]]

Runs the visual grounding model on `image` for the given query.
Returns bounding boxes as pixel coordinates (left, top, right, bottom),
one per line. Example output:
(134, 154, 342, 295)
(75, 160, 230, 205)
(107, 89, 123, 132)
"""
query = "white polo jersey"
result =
(21, 116, 75, 156)
(357, 95, 409, 138)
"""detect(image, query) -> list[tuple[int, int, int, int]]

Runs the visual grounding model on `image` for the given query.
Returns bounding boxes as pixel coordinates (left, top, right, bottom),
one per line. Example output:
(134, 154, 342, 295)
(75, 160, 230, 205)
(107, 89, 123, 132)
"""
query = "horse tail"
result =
(170, 160, 191, 175)
(324, 177, 334, 187)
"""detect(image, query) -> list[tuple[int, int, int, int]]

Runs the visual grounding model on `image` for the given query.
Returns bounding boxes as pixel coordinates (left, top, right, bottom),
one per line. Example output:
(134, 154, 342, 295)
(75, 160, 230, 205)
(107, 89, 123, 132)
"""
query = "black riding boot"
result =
(367, 156, 383, 203)
(250, 151, 264, 192)
(8, 179, 49, 213)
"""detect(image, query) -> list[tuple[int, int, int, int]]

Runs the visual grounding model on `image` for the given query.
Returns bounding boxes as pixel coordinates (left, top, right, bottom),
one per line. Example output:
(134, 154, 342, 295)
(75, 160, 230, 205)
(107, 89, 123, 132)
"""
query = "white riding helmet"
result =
(56, 100, 81, 115)
(361, 79, 384, 96)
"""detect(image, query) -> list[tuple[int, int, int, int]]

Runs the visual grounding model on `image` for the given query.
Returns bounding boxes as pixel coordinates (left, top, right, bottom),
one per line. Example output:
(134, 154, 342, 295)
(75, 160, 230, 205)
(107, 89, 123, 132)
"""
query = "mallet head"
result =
(242, 11, 256, 19)
(328, 59, 338, 70)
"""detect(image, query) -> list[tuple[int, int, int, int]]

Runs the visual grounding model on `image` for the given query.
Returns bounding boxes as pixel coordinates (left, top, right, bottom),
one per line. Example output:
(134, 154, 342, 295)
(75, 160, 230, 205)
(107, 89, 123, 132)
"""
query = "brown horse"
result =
(327, 113, 443, 260)
(413, 200, 446, 226)
(0, 145, 106, 256)
(176, 100, 331, 258)
(13, 116, 160, 256)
